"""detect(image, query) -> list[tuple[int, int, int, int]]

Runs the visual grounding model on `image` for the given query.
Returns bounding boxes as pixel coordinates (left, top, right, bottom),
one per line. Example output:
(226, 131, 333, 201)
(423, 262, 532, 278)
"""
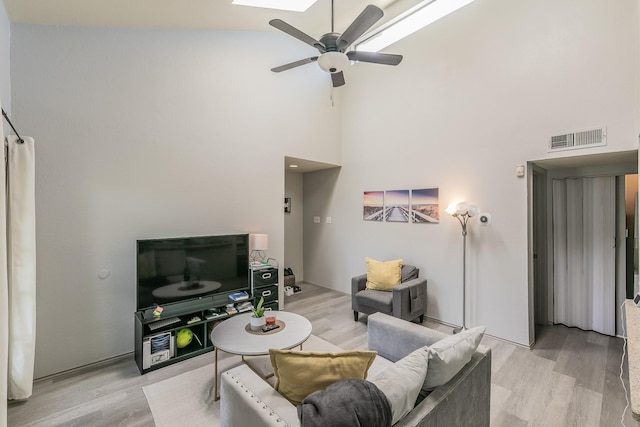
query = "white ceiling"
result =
(2, 0, 422, 36)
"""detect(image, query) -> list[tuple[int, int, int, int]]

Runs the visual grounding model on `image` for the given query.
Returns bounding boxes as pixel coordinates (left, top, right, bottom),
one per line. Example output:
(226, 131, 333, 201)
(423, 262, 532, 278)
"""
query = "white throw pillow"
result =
(369, 346, 429, 425)
(423, 326, 485, 391)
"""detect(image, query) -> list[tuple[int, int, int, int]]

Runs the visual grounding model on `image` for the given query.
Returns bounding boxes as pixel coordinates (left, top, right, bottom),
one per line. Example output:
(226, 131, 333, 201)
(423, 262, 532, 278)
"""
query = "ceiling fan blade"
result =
(336, 5, 384, 51)
(269, 19, 326, 53)
(347, 51, 403, 66)
(271, 57, 319, 73)
(331, 71, 346, 87)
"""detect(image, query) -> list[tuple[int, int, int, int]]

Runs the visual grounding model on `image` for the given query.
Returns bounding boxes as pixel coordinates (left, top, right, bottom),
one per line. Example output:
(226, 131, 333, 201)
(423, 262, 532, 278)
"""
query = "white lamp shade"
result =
(445, 202, 459, 216)
(446, 201, 480, 217)
(317, 52, 350, 73)
(250, 233, 268, 251)
(455, 202, 469, 215)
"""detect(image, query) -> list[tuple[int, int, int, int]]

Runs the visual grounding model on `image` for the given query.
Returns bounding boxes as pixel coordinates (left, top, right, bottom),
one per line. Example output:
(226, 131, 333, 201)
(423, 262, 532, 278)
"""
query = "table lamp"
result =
(249, 233, 268, 265)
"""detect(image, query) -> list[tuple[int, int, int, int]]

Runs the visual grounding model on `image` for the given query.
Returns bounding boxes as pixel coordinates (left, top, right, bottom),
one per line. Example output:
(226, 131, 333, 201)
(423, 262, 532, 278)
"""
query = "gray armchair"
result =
(352, 264, 427, 323)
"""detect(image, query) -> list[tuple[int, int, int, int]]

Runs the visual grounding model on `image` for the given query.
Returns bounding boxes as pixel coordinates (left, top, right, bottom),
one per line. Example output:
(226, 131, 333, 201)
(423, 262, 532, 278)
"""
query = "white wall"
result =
(0, 0, 10, 120)
(284, 171, 304, 282)
(9, 0, 640, 375)
(305, 0, 639, 346)
(11, 24, 342, 377)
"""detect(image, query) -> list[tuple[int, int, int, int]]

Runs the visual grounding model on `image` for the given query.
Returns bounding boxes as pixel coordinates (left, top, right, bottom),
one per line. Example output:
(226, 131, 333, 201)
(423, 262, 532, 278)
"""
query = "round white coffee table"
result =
(210, 310, 312, 400)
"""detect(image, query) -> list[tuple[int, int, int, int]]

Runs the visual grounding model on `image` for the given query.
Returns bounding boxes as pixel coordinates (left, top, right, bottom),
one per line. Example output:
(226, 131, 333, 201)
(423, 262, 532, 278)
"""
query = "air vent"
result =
(549, 127, 606, 152)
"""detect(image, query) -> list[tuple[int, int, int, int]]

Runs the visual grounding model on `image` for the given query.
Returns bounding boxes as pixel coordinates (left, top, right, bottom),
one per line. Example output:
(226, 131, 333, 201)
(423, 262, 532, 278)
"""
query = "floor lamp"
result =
(446, 201, 479, 334)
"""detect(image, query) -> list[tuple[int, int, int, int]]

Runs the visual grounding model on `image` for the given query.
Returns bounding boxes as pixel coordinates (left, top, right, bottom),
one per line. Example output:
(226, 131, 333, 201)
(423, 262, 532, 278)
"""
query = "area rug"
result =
(143, 334, 340, 427)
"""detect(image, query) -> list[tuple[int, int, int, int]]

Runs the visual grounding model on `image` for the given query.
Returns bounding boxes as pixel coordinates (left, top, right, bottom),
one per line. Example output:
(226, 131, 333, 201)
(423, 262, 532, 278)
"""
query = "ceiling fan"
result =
(269, 1, 403, 87)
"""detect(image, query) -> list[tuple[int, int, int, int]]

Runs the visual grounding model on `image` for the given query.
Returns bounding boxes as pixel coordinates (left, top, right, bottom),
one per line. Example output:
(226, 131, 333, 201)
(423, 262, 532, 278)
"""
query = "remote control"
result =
(262, 324, 280, 333)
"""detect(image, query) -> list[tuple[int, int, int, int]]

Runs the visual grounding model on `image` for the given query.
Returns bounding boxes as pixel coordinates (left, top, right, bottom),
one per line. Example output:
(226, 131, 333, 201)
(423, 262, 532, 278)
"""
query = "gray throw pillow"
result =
(401, 265, 419, 282)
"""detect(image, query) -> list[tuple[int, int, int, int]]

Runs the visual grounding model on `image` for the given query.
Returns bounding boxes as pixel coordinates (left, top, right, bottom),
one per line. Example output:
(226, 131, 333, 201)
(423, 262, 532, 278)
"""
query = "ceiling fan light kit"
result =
(317, 51, 350, 73)
(269, 1, 403, 87)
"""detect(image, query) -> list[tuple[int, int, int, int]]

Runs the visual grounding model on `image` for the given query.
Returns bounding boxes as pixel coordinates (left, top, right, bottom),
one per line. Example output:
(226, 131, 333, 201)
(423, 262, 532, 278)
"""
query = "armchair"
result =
(352, 264, 427, 323)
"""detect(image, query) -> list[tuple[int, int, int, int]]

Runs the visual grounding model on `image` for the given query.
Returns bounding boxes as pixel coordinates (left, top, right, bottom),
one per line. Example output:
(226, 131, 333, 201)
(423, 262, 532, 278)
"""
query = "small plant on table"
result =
(252, 297, 265, 318)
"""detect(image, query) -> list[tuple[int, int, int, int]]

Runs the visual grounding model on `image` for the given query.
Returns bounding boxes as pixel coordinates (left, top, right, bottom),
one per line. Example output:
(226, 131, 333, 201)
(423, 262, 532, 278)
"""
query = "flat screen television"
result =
(136, 234, 249, 311)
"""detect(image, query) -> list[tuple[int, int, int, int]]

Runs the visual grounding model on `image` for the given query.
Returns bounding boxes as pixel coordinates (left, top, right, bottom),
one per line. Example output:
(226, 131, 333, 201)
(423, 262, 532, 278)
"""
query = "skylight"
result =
(231, 0, 318, 13)
(356, 0, 477, 52)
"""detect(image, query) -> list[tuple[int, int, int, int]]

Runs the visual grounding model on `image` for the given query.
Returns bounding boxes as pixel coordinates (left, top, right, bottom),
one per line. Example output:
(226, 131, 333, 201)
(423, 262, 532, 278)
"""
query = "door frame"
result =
(531, 165, 549, 327)
(527, 151, 638, 344)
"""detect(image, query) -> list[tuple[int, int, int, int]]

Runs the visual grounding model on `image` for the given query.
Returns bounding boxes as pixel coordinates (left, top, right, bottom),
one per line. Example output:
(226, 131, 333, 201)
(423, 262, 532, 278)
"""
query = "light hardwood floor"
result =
(8, 283, 640, 426)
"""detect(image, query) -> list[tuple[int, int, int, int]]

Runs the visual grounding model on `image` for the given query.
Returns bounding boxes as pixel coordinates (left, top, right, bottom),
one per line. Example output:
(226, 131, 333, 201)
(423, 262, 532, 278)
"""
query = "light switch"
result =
(313, 216, 320, 224)
(326, 217, 332, 224)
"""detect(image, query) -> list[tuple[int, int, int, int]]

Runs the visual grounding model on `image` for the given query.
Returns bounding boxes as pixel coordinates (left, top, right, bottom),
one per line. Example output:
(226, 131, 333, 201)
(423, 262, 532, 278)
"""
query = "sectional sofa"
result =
(220, 312, 491, 426)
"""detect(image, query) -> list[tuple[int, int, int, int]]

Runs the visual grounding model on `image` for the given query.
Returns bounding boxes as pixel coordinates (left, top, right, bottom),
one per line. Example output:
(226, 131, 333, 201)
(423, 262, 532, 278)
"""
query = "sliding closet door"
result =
(553, 176, 616, 336)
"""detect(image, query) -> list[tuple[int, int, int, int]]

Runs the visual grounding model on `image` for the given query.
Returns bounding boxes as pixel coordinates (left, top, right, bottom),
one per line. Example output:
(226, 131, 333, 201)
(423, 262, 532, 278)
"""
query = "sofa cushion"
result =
(369, 346, 430, 424)
(269, 349, 377, 406)
(423, 326, 485, 391)
(355, 289, 393, 312)
(298, 379, 392, 427)
(365, 257, 402, 291)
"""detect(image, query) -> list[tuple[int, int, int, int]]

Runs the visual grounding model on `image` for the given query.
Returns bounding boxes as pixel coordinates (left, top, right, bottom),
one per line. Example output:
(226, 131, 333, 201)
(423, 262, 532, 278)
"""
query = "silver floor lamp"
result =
(446, 201, 479, 334)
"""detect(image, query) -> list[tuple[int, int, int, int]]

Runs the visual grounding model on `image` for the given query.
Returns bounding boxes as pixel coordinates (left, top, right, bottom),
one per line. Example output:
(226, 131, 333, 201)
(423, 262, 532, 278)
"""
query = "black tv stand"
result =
(134, 293, 249, 374)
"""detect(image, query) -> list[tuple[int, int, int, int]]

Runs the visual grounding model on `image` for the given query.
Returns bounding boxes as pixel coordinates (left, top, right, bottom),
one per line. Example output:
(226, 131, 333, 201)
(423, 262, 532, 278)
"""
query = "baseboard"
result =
(34, 352, 134, 383)
(425, 316, 531, 350)
(299, 283, 533, 349)
(424, 315, 458, 330)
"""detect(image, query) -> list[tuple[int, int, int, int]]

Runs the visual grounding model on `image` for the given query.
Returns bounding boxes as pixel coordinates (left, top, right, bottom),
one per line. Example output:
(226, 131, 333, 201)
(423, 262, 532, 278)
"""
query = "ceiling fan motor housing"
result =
(319, 33, 341, 52)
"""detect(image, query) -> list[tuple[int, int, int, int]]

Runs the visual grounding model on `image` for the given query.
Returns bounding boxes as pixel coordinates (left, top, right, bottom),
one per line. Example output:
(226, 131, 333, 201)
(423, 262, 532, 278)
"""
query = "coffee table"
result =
(210, 310, 312, 400)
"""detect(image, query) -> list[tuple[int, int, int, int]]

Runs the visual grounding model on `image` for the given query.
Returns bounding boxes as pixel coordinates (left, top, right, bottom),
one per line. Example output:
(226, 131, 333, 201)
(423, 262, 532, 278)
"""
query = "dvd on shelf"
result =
(228, 291, 250, 302)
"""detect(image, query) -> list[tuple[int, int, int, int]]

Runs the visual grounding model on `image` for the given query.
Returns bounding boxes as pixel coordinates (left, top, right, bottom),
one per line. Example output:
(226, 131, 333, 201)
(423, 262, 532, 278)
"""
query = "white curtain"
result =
(0, 105, 37, 426)
(553, 176, 616, 335)
(0, 101, 7, 426)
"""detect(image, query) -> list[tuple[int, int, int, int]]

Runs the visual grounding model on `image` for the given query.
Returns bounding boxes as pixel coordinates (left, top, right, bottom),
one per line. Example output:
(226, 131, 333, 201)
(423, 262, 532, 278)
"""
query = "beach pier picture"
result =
(411, 188, 439, 223)
(384, 190, 410, 222)
(363, 191, 384, 221)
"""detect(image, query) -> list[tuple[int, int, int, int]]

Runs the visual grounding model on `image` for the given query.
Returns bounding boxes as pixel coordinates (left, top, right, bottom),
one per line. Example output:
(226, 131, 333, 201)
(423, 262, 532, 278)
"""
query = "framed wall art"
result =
(363, 191, 384, 222)
(410, 188, 439, 223)
(385, 190, 410, 223)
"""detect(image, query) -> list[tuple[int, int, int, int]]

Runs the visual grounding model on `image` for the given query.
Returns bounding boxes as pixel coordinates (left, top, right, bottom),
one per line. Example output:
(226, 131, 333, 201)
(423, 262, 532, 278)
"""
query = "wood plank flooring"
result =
(8, 283, 640, 426)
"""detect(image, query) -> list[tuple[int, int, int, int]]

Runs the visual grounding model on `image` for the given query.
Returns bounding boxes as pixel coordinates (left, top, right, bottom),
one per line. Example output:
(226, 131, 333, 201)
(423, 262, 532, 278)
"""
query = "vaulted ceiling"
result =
(2, 0, 422, 37)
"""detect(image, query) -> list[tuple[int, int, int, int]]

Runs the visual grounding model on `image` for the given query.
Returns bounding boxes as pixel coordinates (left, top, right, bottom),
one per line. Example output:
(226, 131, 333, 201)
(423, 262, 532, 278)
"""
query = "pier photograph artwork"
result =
(410, 188, 439, 223)
(384, 190, 410, 222)
(363, 191, 384, 221)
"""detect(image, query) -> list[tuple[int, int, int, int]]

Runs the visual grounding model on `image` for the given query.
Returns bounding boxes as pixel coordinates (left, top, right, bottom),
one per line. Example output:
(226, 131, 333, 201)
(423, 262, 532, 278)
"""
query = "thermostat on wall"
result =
(478, 213, 491, 225)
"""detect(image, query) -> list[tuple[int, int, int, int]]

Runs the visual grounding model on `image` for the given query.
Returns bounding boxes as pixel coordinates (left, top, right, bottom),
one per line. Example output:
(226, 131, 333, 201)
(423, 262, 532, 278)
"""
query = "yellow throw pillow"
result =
(269, 349, 377, 406)
(365, 257, 402, 291)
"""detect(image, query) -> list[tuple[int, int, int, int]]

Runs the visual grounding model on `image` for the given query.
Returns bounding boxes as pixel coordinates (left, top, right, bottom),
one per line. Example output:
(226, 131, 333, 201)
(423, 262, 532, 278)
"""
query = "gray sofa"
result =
(352, 264, 428, 323)
(219, 312, 491, 427)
